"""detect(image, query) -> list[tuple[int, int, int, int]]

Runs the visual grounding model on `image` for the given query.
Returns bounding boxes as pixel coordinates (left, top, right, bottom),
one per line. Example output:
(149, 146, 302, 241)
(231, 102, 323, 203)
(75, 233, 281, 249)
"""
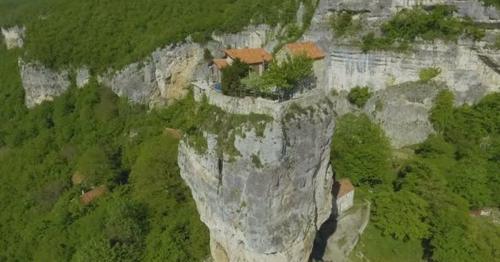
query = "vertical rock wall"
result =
(178, 89, 336, 261)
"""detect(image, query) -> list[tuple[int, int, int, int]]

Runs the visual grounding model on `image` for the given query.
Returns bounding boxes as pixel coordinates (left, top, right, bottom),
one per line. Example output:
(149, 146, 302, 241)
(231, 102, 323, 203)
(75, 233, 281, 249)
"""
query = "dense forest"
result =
(332, 91, 500, 261)
(1, 0, 499, 261)
(0, 46, 213, 260)
(0, 0, 313, 72)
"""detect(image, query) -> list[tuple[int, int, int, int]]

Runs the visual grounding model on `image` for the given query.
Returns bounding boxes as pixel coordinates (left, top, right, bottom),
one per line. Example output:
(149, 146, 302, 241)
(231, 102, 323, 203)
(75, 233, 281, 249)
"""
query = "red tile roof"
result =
(224, 48, 273, 65)
(80, 185, 107, 205)
(213, 59, 229, 70)
(285, 42, 326, 60)
(337, 178, 354, 198)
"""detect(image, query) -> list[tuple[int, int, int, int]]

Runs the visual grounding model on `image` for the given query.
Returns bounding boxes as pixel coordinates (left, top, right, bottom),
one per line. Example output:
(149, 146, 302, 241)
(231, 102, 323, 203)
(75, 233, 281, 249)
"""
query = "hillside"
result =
(1, 0, 314, 72)
(1, 0, 500, 261)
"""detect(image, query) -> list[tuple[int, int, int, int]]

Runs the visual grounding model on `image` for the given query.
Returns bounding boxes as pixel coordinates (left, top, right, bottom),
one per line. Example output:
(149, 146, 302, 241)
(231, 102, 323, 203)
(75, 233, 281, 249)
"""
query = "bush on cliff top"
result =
(347, 86, 372, 108)
(362, 5, 485, 52)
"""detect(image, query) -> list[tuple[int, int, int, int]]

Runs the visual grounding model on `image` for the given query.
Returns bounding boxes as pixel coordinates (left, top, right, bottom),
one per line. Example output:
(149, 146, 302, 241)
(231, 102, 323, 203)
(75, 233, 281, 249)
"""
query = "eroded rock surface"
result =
(20, 60, 71, 108)
(99, 42, 204, 107)
(178, 89, 336, 262)
(1, 26, 25, 49)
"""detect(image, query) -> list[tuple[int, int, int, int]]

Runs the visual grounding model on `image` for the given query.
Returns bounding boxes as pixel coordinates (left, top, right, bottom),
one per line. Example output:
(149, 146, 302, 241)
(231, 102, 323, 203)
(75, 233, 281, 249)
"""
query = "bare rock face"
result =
(99, 42, 204, 107)
(178, 89, 336, 262)
(363, 82, 444, 148)
(1, 26, 25, 49)
(19, 60, 71, 108)
(211, 25, 282, 51)
(323, 44, 500, 105)
(303, 0, 500, 148)
(312, 0, 499, 23)
(76, 67, 90, 88)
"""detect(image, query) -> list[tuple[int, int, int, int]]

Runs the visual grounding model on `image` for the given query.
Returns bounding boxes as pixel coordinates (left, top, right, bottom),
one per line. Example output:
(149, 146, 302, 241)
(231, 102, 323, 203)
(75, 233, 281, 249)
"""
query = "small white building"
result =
(336, 178, 355, 215)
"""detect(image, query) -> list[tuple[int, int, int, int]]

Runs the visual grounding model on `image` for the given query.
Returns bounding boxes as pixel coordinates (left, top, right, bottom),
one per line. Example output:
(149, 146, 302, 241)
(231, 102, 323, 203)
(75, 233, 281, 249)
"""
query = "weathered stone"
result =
(179, 88, 336, 261)
(99, 42, 204, 107)
(76, 67, 90, 88)
(1, 26, 25, 49)
(19, 60, 71, 108)
(364, 82, 443, 148)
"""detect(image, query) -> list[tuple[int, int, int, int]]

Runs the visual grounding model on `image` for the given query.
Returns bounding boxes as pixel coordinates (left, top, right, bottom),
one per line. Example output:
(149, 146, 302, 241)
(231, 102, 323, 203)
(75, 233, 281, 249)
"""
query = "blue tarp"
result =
(214, 83, 222, 93)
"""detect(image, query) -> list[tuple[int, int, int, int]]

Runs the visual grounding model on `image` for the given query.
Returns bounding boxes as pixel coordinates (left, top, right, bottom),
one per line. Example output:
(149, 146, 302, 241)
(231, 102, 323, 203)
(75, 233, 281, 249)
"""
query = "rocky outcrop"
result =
(178, 88, 336, 261)
(99, 42, 204, 107)
(312, 0, 500, 23)
(76, 67, 90, 88)
(19, 61, 71, 108)
(363, 82, 444, 148)
(211, 25, 283, 52)
(1, 26, 25, 49)
(18, 24, 282, 108)
(324, 42, 499, 105)
(302, 0, 500, 147)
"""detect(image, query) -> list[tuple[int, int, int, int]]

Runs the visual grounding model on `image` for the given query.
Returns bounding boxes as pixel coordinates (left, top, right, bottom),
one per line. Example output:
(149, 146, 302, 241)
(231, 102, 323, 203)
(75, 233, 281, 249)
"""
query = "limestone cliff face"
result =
(18, 24, 283, 108)
(19, 60, 71, 108)
(1, 26, 25, 49)
(99, 42, 204, 107)
(311, 0, 499, 22)
(304, 0, 500, 147)
(325, 43, 500, 104)
(178, 88, 335, 262)
(364, 82, 443, 148)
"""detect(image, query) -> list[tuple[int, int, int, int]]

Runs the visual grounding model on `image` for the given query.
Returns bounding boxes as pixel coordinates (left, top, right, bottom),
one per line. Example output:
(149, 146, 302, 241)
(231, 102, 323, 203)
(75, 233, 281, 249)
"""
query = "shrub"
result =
(372, 190, 430, 241)
(330, 12, 361, 37)
(331, 114, 392, 187)
(262, 54, 314, 91)
(430, 90, 454, 133)
(495, 35, 500, 49)
(221, 59, 250, 97)
(362, 5, 485, 52)
(347, 86, 372, 108)
(419, 67, 441, 82)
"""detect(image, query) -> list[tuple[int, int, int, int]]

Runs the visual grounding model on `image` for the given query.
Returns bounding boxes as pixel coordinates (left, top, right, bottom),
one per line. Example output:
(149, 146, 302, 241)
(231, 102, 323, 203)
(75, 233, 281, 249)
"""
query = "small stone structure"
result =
(335, 178, 354, 216)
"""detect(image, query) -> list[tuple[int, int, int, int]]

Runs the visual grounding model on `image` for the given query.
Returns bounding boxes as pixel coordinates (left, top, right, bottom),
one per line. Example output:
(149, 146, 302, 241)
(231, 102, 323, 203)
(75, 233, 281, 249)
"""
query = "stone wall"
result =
(324, 42, 500, 104)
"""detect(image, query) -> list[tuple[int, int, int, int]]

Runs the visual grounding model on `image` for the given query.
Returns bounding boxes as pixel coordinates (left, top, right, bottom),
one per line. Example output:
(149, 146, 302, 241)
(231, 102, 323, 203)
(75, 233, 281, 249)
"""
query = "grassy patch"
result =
(419, 67, 441, 82)
(330, 11, 362, 37)
(284, 102, 315, 123)
(185, 97, 273, 160)
(349, 224, 424, 262)
(251, 154, 263, 168)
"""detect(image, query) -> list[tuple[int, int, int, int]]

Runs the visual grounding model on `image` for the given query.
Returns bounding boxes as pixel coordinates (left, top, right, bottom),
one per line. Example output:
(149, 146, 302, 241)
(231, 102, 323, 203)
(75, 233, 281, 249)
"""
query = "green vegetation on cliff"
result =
(0, 46, 210, 261)
(337, 92, 500, 262)
(1, 0, 311, 72)
(362, 5, 485, 52)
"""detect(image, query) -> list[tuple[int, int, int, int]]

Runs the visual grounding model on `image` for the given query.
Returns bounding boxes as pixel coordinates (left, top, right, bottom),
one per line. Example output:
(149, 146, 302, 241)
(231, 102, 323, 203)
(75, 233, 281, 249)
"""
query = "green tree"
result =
(372, 190, 430, 241)
(347, 86, 372, 108)
(447, 157, 491, 208)
(222, 59, 250, 97)
(76, 146, 115, 187)
(430, 90, 454, 134)
(331, 114, 392, 186)
(262, 54, 313, 92)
